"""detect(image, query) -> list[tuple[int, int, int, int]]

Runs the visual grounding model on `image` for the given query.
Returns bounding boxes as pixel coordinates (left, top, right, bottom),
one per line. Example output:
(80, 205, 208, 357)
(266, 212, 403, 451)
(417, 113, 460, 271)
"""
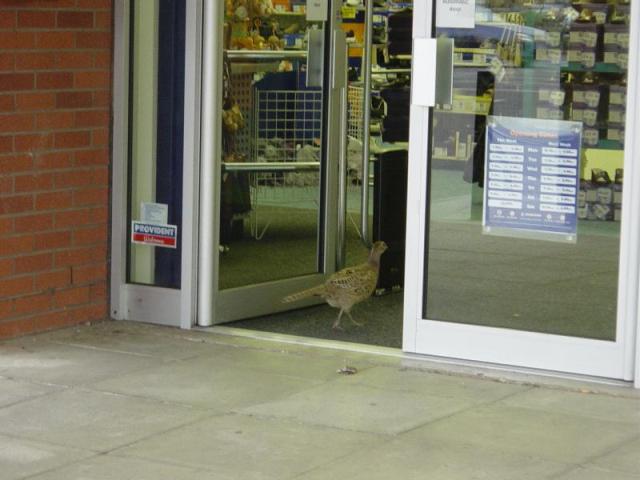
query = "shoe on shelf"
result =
(591, 168, 612, 185)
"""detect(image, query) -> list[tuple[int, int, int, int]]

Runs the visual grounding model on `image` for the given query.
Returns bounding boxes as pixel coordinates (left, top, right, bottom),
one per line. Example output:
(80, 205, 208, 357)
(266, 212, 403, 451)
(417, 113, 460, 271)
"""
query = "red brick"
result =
(91, 128, 109, 146)
(0, 113, 34, 133)
(72, 263, 106, 284)
(54, 169, 94, 188)
(14, 172, 53, 192)
(36, 111, 74, 130)
(14, 212, 53, 233)
(55, 246, 106, 267)
(54, 208, 91, 228)
(0, 154, 32, 173)
(0, 194, 33, 214)
(0, 32, 36, 50)
(15, 92, 56, 111)
(0, 318, 36, 339)
(75, 111, 109, 128)
(17, 11, 56, 29)
(74, 71, 110, 89)
(75, 148, 108, 166)
(57, 11, 93, 29)
(14, 133, 52, 152)
(35, 268, 71, 290)
(36, 71, 73, 90)
(35, 190, 73, 210)
(0, 94, 15, 112)
(0, 53, 14, 71)
(13, 293, 51, 316)
(0, 73, 34, 91)
(0, 235, 33, 256)
(54, 130, 91, 149)
(0, 276, 33, 297)
(54, 286, 90, 307)
(73, 224, 107, 245)
(76, 32, 111, 49)
(93, 91, 110, 108)
(94, 52, 112, 69)
(34, 231, 72, 250)
(36, 31, 74, 49)
(55, 52, 93, 70)
(15, 52, 55, 71)
(0, 217, 13, 235)
(0, 300, 13, 319)
(73, 186, 108, 206)
(0, 175, 13, 194)
(56, 91, 93, 109)
(0, 258, 13, 276)
(0, 11, 16, 30)
(31, 310, 79, 333)
(77, 0, 113, 8)
(0, 135, 12, 153)
(15, 252, 52, 274)
(35, 151, 72, 169)
(90, 205, 108, 223)
(90, 282, 107, 302)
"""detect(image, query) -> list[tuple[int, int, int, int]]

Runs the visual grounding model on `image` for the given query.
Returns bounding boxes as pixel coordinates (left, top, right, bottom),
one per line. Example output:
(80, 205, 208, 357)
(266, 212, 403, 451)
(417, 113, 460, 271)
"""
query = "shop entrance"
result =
(404, 0, 638, 379)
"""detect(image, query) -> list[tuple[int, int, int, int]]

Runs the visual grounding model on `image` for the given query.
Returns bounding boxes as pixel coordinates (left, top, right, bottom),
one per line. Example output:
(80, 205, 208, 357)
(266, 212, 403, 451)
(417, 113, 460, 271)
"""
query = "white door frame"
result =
(110, 0, 201, 329)
(403, 0, 640, 384)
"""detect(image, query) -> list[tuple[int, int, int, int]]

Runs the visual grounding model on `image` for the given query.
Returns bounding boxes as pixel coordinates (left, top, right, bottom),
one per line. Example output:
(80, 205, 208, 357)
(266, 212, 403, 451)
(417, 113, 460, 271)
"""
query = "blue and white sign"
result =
(483, 116, 582, 242)
(131, 221, 178, 248)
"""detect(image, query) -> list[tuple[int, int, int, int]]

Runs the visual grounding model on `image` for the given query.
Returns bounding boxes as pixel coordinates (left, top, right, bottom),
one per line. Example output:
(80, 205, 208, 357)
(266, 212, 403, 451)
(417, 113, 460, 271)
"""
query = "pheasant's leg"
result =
(346, 310, 362, 327)
(332, 310, 344, 330)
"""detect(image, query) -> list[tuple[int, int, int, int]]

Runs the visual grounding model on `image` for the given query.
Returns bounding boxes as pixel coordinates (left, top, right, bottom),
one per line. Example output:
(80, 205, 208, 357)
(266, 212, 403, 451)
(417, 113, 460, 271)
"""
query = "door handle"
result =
(411, 37, 454, 107)
(334, 29, 348, 268)
(307, 27, 325, 88)
(435, 37, 454, 105)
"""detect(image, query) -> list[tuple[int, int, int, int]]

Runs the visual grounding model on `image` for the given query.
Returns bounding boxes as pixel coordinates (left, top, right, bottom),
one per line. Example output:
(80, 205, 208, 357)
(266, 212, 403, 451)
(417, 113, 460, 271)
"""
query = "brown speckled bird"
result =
(282, 241, 388, 330)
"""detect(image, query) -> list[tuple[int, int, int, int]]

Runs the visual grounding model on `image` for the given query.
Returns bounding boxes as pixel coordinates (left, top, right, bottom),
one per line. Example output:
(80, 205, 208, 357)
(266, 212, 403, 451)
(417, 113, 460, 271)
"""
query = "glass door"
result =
(404, 0, 639, 379)
(198, 1, 349, 324)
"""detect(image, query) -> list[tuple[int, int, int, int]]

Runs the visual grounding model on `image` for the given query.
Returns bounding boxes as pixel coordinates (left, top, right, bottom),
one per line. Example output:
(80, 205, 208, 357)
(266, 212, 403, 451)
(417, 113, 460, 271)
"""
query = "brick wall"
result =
(0, 0, 113, 339)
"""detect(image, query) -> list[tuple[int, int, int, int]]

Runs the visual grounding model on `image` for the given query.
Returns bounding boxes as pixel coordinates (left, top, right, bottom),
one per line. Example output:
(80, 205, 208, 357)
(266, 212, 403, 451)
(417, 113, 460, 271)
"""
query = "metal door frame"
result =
(197, 0, 348, 326)
(110, 0, 201, 329)
(402, 0, 640, 385)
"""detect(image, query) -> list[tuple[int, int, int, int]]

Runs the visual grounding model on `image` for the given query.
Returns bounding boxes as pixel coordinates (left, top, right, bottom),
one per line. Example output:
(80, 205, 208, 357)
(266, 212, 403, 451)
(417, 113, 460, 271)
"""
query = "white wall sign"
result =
(141, 202, 168, 225)
(306, 0, 328, 21)
(436, 0, 475, 29)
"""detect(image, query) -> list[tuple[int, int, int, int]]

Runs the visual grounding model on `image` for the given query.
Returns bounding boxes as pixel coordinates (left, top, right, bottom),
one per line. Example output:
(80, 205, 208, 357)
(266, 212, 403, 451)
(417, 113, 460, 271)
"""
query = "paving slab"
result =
(89, 355, 323, 410)
(553, 465, 640, 480)
(0, 377, 61, 408)
(27, 454, 209, 480)
(117, 413, 386, 480)
(400, 402, 640, 465)
(0, 388, 211, 452)
(240, 379, 485, 435)
(295, 434, 571, 480)
(0, 433, 95, 480)
(590, 435, 640, 476)
(0, 338, 161, 387)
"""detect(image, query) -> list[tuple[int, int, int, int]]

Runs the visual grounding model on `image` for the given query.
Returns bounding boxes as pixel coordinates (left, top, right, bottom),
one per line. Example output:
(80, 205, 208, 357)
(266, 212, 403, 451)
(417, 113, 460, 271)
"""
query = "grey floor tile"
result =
(0, 388, 210, 452)
(295, 434, 570, 480)
(401, 403, 639, 465)
(0, 433, 94, 480)
(336, 365, 528, 400)
(117, 413, 385, 480)
(0, 377, 61, 408)
(26, 454, 209, 480)
(554, 465, 640, 480)
(40, 321, 222, 360)
(0, 339, 161, 387)
(591, 436, 640, 475)
(89, 356, 323, 410)
(500, 387, 640, 423)
(240, 380, 481, 435)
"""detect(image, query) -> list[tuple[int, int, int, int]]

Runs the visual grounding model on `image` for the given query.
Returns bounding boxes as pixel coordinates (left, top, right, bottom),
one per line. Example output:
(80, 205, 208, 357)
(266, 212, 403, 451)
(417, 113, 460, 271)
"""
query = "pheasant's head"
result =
(369, 241, 388, 264)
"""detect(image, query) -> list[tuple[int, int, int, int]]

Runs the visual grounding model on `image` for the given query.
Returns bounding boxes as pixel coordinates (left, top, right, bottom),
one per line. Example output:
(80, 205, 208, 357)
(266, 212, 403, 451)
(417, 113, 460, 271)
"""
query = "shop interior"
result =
(216, 0, 630, 347)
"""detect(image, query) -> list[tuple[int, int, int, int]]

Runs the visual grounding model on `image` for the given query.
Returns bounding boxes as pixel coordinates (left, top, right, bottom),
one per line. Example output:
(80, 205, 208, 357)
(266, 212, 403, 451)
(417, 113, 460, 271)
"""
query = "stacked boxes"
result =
(571, 82, 602, 146)
(607, 85, 626, 144)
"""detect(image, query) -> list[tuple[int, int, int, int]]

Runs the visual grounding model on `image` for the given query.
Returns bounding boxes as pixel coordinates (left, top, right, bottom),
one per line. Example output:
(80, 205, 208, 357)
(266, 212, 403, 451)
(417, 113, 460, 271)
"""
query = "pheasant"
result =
(282, 241, 388, 330)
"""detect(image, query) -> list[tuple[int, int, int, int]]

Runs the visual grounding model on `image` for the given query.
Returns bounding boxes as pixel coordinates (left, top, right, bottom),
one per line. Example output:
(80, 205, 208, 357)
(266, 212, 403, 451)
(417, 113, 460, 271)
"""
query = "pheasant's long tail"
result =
(282, 285, 325, 303)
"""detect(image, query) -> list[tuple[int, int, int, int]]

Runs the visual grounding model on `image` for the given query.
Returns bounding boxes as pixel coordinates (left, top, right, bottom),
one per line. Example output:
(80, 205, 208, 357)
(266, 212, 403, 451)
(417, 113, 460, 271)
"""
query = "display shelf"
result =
(530, 61, 625, 74)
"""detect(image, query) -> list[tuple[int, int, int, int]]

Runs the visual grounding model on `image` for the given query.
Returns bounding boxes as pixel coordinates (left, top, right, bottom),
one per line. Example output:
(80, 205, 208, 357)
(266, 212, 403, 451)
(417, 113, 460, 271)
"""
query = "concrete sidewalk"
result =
(0, 321, 638, 480)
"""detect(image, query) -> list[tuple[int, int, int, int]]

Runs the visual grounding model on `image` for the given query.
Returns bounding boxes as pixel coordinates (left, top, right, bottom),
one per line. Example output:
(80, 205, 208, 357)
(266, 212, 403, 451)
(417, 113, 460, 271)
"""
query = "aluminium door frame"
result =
(403, 0, 640, 385)
(198, 0, 347, 326)
(110, 0, 201, 329)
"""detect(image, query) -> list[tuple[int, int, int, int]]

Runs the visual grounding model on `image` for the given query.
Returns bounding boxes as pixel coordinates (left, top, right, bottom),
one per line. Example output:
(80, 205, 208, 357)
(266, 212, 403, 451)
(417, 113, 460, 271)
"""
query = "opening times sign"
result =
(483, 116, 582, 243)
